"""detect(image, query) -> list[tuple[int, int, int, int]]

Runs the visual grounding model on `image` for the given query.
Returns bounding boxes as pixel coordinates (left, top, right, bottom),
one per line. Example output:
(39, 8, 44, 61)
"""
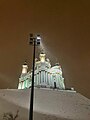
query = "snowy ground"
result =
(0, 88, 90, 120)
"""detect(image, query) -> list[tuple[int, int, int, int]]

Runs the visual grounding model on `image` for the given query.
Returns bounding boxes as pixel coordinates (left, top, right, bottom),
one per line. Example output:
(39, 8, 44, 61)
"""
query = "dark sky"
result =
(0, 0, 90, 98)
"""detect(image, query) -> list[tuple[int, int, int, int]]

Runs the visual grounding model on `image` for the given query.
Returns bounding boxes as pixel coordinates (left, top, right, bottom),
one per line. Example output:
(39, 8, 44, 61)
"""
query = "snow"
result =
(0, 88, 90, 120)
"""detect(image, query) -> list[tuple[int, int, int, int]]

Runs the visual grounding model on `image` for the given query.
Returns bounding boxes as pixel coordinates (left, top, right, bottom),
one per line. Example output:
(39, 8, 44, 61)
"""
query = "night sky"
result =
(0, 0, 90, 98)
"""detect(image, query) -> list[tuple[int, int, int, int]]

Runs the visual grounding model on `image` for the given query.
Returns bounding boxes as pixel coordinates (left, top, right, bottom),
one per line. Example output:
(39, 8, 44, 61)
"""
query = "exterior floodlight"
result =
(36, 35, 41, 45)
(36, 39, 40, 45)
(29, 34, 41, 120)
(29, 34, 34, 45)
(30, 33, 33, 37)
(29, 34, 41, 46)
(29, 40, 33, 45)
(37, 35, 41, 40)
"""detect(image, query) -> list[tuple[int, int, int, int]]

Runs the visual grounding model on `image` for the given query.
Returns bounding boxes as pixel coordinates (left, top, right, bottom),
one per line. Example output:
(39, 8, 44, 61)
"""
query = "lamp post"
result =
(29, 34, 41, 120)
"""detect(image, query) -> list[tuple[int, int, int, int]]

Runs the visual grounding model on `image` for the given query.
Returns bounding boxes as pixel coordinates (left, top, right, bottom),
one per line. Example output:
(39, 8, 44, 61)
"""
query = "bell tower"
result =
(18, 61, 28, 89)
(21, 61, 28, 74)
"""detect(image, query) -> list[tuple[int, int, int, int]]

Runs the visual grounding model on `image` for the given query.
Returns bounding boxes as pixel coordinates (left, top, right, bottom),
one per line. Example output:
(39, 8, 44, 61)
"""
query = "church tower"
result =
(21, 61, 28, 74)
(18, 61, 29, 89)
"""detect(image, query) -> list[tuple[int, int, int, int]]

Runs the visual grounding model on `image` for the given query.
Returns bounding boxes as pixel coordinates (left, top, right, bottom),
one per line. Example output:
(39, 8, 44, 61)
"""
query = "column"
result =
(41, 71, 43, 85)
(24, 80, 26, 88)
(39, 71, 41, 85)
(50, 73, 52, 87)
(43, 71, 45, 83)
(37, 73, 38, 85)
(47, 72, 49, 85)
(48, 73, 50, 86)
(22, 81, 24, 89)
(18, 82, 21, 89)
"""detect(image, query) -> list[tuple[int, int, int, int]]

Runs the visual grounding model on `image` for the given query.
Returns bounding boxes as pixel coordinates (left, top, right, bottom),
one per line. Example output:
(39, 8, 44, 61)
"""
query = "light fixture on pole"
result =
(29, 33, 41, 120)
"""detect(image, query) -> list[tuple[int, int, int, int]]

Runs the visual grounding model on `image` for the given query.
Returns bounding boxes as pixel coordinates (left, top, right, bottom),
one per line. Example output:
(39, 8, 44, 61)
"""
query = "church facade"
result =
(18, 52, 65, 90)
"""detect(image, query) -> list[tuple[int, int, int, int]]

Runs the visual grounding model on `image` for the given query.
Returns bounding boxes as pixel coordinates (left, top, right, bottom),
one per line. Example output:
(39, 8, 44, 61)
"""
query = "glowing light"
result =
(37, 36, 41, 40)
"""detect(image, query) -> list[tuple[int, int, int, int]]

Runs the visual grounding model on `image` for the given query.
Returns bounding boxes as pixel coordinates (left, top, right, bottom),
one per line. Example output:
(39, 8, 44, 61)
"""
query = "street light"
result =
(29, 33, 41, 120)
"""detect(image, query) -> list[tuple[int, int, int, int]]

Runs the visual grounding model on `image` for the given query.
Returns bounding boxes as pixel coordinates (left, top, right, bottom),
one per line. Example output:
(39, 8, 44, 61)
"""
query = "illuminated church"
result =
(18, 52, 65, 89)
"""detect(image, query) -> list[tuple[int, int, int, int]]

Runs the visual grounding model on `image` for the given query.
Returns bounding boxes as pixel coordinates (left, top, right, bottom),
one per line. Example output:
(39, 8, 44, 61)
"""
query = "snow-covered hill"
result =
(0, 88, 90, 120)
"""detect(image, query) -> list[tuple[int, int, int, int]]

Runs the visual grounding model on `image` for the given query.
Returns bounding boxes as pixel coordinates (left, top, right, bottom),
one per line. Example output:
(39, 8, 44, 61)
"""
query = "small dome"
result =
(55, 63, 60, 66)
(23, 61, 27, 65)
